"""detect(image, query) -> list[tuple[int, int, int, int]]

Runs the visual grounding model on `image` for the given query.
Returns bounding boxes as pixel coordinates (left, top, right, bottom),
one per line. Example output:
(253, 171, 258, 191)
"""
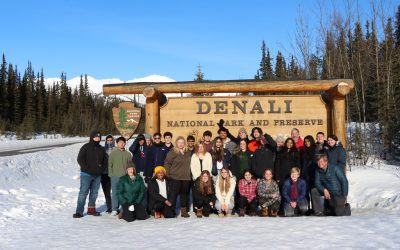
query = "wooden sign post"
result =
(103, 79, 353, 148)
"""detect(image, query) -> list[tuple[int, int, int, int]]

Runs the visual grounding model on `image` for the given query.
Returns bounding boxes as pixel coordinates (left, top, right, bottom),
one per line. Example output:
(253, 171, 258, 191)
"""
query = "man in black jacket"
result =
(73, 131, 107, 218)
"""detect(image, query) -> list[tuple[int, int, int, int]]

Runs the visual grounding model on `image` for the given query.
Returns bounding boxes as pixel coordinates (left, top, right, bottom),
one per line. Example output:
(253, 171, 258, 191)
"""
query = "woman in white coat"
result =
(215, 167, 236, 216)
(190, 143, 213, 181)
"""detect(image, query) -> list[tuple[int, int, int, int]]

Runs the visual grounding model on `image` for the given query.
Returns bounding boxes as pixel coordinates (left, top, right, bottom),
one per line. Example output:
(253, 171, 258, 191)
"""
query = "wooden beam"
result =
(103, 79, 354, 95)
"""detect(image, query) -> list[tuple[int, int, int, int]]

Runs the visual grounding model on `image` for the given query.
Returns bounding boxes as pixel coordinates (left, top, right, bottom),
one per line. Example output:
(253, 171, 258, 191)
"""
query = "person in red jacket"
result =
(248, 127, 263, 152)
(291, 128, 304, 154)
(238, 170, 258, 216)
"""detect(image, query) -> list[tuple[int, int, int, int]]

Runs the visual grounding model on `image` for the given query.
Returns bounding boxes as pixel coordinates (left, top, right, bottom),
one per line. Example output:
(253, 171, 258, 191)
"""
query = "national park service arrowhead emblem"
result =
(112, 102, 141, 139)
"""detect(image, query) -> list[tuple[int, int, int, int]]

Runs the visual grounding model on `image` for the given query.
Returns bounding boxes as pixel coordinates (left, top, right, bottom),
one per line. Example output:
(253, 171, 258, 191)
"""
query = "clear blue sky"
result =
(1, 0, 396, 81)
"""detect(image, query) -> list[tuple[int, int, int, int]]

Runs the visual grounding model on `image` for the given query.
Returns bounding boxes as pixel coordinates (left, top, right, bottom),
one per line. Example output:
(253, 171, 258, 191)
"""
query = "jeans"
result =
(311, 188, 346, 216)
(284, 199, 309, 216)
(101, 174, 112, 211)
(75, 173, 101, 215)
(110, 176, 121, 212)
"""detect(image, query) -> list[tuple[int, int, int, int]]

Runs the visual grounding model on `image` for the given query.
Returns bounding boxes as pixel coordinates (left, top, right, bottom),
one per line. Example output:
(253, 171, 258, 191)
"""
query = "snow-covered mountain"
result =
(44, 74, 176, 94)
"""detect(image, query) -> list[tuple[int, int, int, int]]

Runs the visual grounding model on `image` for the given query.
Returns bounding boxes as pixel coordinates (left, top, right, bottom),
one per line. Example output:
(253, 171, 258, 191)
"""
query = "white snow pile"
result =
(0, 143, 400, 249)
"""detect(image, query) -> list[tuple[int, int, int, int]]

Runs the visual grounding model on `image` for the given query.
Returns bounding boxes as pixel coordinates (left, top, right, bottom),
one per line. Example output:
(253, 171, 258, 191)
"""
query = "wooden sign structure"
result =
(112, 102, 142, 139)
(103, 79, 354, 148)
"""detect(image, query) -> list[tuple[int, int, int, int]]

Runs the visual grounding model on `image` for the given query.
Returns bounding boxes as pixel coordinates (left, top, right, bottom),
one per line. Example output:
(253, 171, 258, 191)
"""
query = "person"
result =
(147, 166, 174, 218)
(282, 167, 308, 216)
(218, 119, 249, 145)
(257, 169, 281, 217)
(238, 170, 258, 217)
(151, 132, 169, 169)
(275, 134, 286, 152)
(291, 128, 304, 154)
(108, 137, 132, 216)
(192, 170, 217, 218)
(163, 131, 174, 153)
(144, 133, 152, 147)
(202, 130, 213, 153)
(116, 162, 147, 222)
(129, 134, 152, 180)
(311, 154, 349, 216)
(164, 136, 192, 218)
(230, 139, 252, 180)
(326, 134, 347, 172)
(101, 134, 114, 213)
(211, 137, 231, 177)
(248, 127, 263, 152)
(302, 135, 318, 187)
(190, 143, 213, 181)
(217, 127, 237, 154)
(275, 138, 301, 187)
(187, 135, 196, 156)
(215, 167, 236, 216)
(315, 132, 328, 154)
(252, 132, 277, 179)
(73, 131, 107, 218)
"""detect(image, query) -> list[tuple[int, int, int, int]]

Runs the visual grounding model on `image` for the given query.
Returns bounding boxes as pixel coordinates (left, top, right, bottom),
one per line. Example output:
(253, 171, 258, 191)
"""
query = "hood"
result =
(90, 131, 101, 142)
(104, 134, 115, 149)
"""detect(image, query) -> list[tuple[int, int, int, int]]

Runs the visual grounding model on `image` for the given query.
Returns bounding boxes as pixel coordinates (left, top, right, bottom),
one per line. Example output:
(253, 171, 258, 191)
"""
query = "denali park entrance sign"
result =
(103, 79, 354, 148)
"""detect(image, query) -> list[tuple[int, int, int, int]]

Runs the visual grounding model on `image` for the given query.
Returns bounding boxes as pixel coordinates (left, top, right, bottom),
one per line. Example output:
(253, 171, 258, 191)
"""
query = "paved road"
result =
(0, 142, 83, 157)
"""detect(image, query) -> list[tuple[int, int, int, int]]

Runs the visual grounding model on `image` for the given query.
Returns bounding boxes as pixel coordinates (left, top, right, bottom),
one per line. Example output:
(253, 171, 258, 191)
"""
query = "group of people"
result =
(73, 120, 349, 222)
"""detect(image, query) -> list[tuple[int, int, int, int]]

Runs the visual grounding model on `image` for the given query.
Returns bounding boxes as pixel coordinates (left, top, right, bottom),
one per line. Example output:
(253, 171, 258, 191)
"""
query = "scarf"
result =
(290, 180, 298, 201)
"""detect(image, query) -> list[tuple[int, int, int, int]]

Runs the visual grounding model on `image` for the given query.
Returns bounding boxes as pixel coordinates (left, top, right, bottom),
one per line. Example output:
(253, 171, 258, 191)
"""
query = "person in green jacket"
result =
(117, 162, 147, 222)
(108, 137, 132, 216)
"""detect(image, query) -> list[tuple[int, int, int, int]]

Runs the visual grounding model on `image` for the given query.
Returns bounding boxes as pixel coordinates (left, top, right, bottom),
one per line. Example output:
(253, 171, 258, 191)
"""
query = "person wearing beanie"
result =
(148, 166, 174, 218)
(73, 131, 107, 218)
(117, 162, 147, 222)
(108, 137, 132, 216)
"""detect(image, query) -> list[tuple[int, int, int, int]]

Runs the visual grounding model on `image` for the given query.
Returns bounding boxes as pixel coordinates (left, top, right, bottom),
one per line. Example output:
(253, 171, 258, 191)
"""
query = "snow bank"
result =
(0, 144, 399, 249)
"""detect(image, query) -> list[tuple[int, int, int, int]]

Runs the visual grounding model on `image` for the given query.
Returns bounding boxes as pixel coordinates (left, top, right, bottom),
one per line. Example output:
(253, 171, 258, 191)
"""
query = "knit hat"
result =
(238, 128, 247, 134)
(144, 133, 151, 140)
(126, 161, 136, 170)
(154, 166, 166, 174)
(275, 134, 286, 143)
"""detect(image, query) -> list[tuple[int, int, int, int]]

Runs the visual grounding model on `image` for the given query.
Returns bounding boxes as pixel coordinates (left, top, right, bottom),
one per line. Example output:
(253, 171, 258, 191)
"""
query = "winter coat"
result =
(257, 179, 281, 206)
(223, 137, 237, 155)
(315, 164, 348, 198)
(282, 178, 307, 203)
(129, 137, 152, 176)
(295, 136, 304, 154)
(301, 146, 318, 188)
(315, 141, 329, 155)
(252, 134, 277, 179)
(248, 140, 262, 152)
(151, 142, 169, 168)
(190, 152, 213, 180)
(192, 177, 217, 206)
(147, 177, 172, 210)
(77, 131, 107, 176)
(164, 149, 191, 181)
(108, 149, 132, 177)
(230, 150, 253, 180)
(275, 148, 301, 185)
(211, 149, 231, 176)
(117, 174, 145, 205)
(215, 176, 236, 205)
(326, 142, 346, 172)
(103, 134, 116, 156)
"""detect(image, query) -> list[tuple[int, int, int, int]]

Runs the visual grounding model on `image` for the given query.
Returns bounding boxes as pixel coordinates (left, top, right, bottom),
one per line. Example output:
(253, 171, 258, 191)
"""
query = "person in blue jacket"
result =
(311, 154, 349, 216)
(326, 134, 347, 172)
(282, 167, 308, 216)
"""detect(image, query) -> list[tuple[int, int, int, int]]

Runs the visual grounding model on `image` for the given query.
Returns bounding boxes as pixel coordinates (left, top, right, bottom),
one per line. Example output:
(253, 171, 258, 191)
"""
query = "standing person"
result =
(190, 143, 213, 181)
(217, 127, 237, 154)
(187, 135, 196, 156)
(238, 170, 258, 217)
(193, 170, 217, 218)
(202, 130, 213, 153)
(230, 139, 252, 180)
(311, 154, 349, 216)
(218, 119, 249, 145)
(147, 166, 174, 218)
(291, 128, 304, 154)
(117, 162, 147, 222)
(275, 138, 301, 187)
(315, 132, 328, 154)
(151, 132, 169, 169)
(248, 127, 263, 152)
(252, 132, 277, 179)
(108, 137, 132, 216)
(102, 134, 115, 213)
(215, 167, 236, 216)
(164, 136, 192, 218)
(302, 135, 318, 190)
(282, 167, 308, 217)
(145, 133, 152, 147)
(326, 134, 347, 172)
(74, 131, 107, 218)
(257, 169, 281, 217)
(211, 137, 231, 177)
(275, 134, 286, 152)
(129, 134, 151, 178)
(163, 131, 174, 153)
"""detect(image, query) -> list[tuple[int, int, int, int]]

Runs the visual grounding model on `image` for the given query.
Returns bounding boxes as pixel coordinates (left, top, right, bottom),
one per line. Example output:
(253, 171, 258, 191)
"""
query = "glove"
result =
(128, 205, 135, 211)
(217, 119, 225, 128)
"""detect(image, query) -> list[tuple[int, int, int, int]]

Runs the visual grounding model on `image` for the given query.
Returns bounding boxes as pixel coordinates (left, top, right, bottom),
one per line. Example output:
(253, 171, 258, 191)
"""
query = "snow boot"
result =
(270, 210, 278, 217)
(239, 208, 246, 217)
(73, 213, 83, 218)
(181, 207, 190, 218)
(87, 207, 101, 216)
(154, 211, 161, 219)
(196, 208, 203, 218)
(261, 207, 269, 217)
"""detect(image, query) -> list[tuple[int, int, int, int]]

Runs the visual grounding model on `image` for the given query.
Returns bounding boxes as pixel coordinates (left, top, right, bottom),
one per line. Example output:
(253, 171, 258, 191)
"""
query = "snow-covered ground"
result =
(0, 141, 400, 249)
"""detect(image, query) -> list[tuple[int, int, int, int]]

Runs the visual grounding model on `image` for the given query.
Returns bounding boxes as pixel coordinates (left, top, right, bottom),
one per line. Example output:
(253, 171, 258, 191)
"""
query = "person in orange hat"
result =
(147, 166, 174, 218)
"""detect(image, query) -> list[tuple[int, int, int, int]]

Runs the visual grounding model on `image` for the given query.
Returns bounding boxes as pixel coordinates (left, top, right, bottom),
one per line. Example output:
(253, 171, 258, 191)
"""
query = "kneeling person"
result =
(282, 167, 308, 216)
(193, 170, 217, 218)
(238, 170, 258, 216)
(148, 166, 174, 218)
(117, 162, 147, 222)
(257, 169, 281, 217)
